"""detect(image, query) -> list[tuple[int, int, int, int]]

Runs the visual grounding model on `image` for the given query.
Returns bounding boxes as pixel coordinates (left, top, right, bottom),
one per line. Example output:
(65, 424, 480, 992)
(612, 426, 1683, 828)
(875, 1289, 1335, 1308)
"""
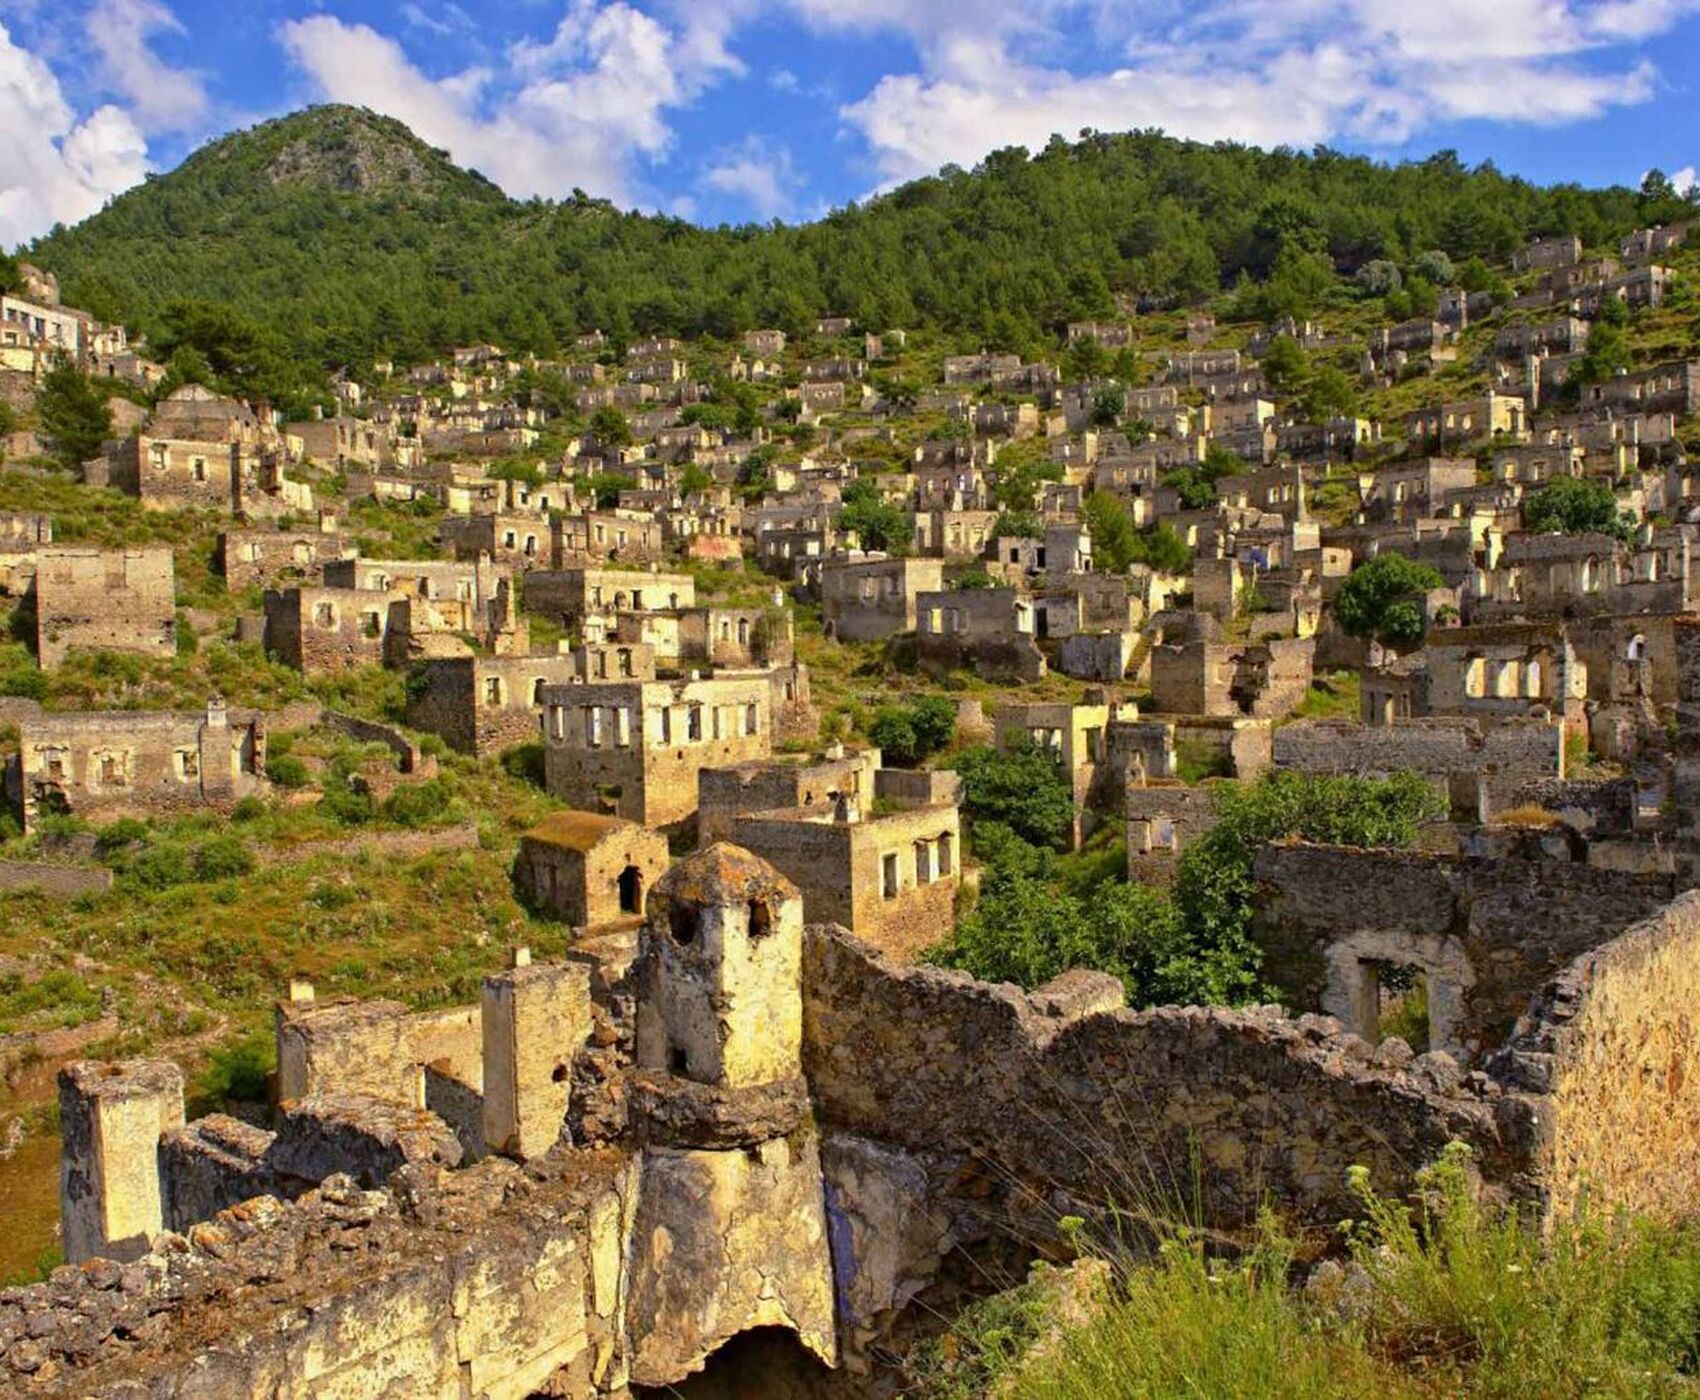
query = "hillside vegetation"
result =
(25, 106, 1689, 383)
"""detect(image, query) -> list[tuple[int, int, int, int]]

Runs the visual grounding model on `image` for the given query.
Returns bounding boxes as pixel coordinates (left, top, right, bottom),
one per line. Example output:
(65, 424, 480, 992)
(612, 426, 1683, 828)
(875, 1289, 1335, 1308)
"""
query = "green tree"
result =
(1302, 367, 1359, 423)
(1571, 293, 1631, 385)
(1131, 522, 1192, 575)
(592, 471, 637, 510)
(37, 360, 113, 466)
(1172, 772, 1443, 1004)
(953, 739, 1075, 852)
(868, 694, 956, 767)
(1334, 553, 1444, 648)
(1090, 384, 1125, 427)
(1082, 489, 1137, 574)
(589, 405, 631, 448)
(1261, 334, 1309, 393)
(1524, 475, 1632, 540)
(839, 477, 911, 552)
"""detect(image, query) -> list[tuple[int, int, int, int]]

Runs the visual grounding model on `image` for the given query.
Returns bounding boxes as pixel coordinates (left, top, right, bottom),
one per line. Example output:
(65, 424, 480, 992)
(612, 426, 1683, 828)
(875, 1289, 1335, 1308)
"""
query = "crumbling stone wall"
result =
(405, 654, 576, 755)
(31, 547, 176, 669)
(1272, 717, 1561, 818)
(801, 928, 1506, 1227)
(697, 750, 881, 846)
(3, 1155, 633, 1397)
(1252, 840, 1678, 1061)
(218, 527, 356, 592)
(10, 704, 266, 831)
(731, 807, 961, 964)
(1492, 891, 1700, 1220)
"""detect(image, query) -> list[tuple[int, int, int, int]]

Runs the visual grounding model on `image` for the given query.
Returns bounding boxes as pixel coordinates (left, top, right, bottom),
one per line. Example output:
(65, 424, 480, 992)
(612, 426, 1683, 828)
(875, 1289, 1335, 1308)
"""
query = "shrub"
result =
(266, 753, 309, 789)
(128, 842, 193, 890)
(381, 776, 457, 828)
(953, 740, 1076, 852)
(192, 834, 253, 880)
(195, 1031, 275, 1105)
(94, 817, 149, 857)
(230, 796, 265, 822)
(500, 741, 546, 788)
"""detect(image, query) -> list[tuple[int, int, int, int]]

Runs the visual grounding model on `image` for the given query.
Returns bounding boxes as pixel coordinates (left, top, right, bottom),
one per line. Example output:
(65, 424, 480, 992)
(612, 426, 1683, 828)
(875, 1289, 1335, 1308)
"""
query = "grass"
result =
(1285, 671, 1363, 725)
(921, 1144, 1700, 1400)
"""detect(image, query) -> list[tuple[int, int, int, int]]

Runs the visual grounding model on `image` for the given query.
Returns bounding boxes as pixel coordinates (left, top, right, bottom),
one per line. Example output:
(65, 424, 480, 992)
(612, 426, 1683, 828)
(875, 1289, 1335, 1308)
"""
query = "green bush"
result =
(128, 842, 193, 890)
(381, 776, 458, 829)
(266, 753, 309, 788)
(94, 817, 149, 857)
(500, 741, 546, 788)
(195, 1030, 275, 1105)
(192, 834, 253, 880)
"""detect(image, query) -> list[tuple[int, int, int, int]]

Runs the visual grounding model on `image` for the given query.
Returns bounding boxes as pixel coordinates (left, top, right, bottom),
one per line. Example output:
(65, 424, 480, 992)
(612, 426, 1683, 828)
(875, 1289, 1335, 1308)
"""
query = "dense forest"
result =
(23, 104, 1696, 389)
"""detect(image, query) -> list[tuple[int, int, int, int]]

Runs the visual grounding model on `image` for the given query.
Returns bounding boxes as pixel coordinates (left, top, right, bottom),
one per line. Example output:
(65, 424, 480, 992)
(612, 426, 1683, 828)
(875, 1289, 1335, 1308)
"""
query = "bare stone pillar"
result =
(481, 949, 592, 1160)
(59, 1060, 185, 1264)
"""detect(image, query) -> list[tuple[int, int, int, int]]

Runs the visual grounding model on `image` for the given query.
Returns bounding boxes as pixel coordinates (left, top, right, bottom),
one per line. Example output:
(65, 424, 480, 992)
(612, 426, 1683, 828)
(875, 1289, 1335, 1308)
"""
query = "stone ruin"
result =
(12, 838, 1700, 1395)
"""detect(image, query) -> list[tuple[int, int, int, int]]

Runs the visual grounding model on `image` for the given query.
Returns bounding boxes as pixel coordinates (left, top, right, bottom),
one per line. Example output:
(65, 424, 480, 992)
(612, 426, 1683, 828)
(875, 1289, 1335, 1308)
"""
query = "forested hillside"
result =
(23, 104, 1692, 382)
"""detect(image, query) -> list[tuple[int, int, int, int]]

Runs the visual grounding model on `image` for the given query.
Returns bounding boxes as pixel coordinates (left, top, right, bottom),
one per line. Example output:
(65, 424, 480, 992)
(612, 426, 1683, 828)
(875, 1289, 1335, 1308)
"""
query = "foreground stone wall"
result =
(801, 928, 1508, 1227)
(4, 1155, 632, 1397)
(1495, 891, 1700, 1221)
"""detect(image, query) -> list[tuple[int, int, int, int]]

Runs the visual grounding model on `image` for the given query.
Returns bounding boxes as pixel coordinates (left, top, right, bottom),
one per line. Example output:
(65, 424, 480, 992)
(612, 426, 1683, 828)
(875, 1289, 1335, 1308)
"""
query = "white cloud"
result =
(702, 137, 797, 219)
(84, 0, 207, 135)
(281, 2, 736, 207)
(759, 0, 1700, 188)
(0, 20, 148, 247)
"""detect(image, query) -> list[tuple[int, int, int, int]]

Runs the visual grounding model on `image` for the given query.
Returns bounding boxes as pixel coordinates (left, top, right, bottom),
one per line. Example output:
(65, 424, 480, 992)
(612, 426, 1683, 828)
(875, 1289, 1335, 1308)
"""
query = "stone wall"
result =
(801, 928, 1507, 1227)
(0, 860, 113, 898)
(218, 528, 356, 593)
(1492, 890, 1700, 1220)
(31, 547, 176, 669)
(405, 654, 575, 755)
(732, 809, 960, 964)
(1252, 840, 1678, 1060)
(1272, 717, 1561, 816)
(3, 1154, 632, 1397)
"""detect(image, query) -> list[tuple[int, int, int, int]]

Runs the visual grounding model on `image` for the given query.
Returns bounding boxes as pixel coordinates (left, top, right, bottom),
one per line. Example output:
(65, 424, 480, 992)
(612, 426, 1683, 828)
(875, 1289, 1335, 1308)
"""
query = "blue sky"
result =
(5, 0, 1700, 247)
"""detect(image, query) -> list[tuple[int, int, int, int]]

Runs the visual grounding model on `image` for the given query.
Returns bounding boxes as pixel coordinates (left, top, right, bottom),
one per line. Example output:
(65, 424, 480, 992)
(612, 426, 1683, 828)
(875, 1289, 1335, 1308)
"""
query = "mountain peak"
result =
(182, 105, 502, 200)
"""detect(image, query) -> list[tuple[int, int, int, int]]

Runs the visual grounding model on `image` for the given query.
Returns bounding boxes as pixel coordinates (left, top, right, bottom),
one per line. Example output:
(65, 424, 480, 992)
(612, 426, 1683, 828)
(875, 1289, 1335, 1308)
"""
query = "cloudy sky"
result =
(4, 0, 1700, 247)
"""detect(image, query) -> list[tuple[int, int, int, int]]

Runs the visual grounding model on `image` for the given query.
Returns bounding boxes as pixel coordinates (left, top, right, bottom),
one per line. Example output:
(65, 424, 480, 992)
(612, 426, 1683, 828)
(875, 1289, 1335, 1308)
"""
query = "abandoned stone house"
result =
(263, 584, 401, 675)
(696, 747, 883, 846)
(521, 567, 696, 630)
(8, 699, 266, 831)
(1273, 717, 1563, 821)
(1363, 623, 1585, 731)
(1622, 222, 1690, 263)
(911, 507, 1000, 560)
(555, 510, 665, 566)
(404, 653, 581, 756)
(1358, 457, 1479, 524)
(285, 415, 393, 470)
(730, 797, 962, 963)
(30, 546, 176, 669)
(1149, 636, 1315, 719)
(1579, 359, 1700, 418)
(439, 513, 553, 570)
(1471, 530, 1693, 622)
(511, 810, 671, 930)
(1513, 233, 1584, 272)
(217, 523, 356, 592)
(541, 670, 774, 828)
(915, 587, 1047, 682)
(989, 522, 1093, 578)
(820, 556, 945, 642)
(1405, 392, 1528, 449)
